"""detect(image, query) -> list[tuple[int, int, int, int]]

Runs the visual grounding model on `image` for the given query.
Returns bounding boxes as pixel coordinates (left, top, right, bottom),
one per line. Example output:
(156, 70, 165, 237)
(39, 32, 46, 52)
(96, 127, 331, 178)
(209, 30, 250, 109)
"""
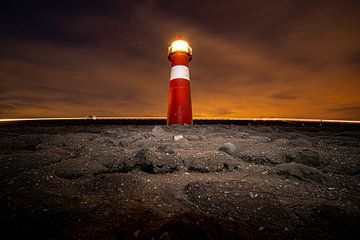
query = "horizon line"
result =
(0, 116, 359, 124)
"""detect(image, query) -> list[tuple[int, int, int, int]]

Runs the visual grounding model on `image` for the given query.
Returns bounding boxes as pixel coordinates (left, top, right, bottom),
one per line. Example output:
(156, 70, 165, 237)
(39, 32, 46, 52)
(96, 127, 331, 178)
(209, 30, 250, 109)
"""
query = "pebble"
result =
(173, 135, 184, 141)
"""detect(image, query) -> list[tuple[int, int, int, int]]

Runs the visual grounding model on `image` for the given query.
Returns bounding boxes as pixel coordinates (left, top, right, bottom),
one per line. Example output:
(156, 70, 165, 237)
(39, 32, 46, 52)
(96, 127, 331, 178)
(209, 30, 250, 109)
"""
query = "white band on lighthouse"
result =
(170, 65, 190, 81)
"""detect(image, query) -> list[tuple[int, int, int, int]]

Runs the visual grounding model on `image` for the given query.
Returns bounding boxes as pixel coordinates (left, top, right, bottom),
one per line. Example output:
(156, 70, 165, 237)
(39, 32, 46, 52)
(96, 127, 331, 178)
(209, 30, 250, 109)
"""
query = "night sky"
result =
(1, 0, 359, 120)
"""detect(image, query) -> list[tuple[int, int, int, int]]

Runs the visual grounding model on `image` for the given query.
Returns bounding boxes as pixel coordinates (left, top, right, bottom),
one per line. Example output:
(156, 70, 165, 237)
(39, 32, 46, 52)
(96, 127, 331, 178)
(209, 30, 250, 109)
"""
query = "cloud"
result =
(0, 0, 359, 120)
(344, 52, 360, 66)
(327, 105, 360, 120)
(270, 94, 298, 100)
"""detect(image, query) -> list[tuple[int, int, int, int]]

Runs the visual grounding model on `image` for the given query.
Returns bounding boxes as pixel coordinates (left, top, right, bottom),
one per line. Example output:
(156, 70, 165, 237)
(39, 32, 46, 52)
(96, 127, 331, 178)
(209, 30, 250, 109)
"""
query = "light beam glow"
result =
(168, 39, 192, 55)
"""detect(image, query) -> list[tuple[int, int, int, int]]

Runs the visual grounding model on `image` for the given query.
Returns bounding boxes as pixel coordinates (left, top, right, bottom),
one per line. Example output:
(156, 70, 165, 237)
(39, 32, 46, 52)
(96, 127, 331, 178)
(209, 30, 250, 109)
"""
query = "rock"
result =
(218, 142, 237, 155)
(152, 126, 166, 135)
(135, 148, 178, 174)
(237, 153, 279, 165)
(173, 135, 184, 141)
(184, 151, 239, 173)
(99, 150, 135, 173)
(249, 192, 255, 198)
(157, 144, 175, 154)
(270, 162, 326, 183)
(285, 149, 320, 167)
(184, 134, 203, 141)
(251, 156, 277, 165)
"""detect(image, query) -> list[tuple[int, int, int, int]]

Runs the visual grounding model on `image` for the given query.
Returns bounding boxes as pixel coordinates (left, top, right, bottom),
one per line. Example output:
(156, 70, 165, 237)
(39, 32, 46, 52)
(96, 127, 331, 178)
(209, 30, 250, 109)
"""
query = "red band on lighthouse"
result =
(167, 38, 193, 125)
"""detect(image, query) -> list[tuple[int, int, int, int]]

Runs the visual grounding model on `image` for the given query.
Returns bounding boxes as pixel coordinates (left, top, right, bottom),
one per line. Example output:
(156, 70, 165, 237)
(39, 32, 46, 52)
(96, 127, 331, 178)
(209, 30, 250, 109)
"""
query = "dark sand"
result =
(0, 121, 359, 239)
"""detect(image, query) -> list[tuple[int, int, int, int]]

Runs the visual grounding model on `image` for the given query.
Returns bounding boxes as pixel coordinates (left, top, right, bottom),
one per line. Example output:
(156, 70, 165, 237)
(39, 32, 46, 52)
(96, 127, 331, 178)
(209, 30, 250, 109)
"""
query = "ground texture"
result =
(0, 123, 359, 239)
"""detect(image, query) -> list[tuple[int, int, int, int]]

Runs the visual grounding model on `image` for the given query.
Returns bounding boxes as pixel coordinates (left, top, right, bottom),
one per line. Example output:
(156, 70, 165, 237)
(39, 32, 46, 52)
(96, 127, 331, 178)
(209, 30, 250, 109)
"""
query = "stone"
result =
(184, 151, 238, 173)
(152, 126, 166, 135)
(270, 162, 326, 183)
(184, 134, 203, 141)
(251, 156, 277, 165)
(174, 135, 184, 141)
(157, 144, 175, 154)
(135, 148, 178, 174)
(218, 142, 237, 156)
(285, 149, 320, 167)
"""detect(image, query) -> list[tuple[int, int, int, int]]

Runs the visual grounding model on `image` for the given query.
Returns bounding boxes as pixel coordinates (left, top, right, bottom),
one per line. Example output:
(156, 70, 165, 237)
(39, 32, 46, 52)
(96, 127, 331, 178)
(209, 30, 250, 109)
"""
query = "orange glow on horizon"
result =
(0, 116, 359, 124)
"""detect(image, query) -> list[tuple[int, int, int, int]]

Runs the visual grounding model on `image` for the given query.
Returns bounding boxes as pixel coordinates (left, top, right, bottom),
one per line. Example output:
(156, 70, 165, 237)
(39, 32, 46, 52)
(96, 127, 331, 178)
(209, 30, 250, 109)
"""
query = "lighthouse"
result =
(167, 38, 193, 125)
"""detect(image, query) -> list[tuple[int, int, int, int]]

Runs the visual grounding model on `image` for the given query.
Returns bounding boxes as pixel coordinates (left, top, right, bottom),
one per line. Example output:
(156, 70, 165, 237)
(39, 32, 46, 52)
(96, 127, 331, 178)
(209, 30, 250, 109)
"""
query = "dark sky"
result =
(1, 0, 360, 120)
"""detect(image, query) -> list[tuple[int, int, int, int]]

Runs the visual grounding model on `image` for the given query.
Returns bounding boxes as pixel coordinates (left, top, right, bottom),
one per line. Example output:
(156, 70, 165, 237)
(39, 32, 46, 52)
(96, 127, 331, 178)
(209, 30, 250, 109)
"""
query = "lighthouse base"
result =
(167, 78, 193, 125)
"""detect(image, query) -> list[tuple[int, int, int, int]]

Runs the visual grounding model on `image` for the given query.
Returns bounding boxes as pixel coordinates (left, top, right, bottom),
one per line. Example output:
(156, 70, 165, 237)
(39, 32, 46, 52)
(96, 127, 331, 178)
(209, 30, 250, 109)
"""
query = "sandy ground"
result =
(0, 122, 359, 239)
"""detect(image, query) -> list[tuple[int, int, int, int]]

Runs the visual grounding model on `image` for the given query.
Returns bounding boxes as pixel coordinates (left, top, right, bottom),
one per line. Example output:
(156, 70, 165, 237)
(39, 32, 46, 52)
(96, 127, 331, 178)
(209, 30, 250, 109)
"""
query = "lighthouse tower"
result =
(167, 38, 193, 125)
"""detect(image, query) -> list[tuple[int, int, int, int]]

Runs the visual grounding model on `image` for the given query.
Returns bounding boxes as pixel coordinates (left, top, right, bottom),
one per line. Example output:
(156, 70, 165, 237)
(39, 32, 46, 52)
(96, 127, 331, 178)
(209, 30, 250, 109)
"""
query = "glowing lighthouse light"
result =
(167, 37, 193, 125)
(168, 40, 192, 54)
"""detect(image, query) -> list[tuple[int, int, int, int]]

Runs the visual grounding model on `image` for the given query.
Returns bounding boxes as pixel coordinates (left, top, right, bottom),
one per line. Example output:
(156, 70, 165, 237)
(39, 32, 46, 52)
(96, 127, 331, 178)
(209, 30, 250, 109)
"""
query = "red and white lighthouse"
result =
(167, 38, 193, 125)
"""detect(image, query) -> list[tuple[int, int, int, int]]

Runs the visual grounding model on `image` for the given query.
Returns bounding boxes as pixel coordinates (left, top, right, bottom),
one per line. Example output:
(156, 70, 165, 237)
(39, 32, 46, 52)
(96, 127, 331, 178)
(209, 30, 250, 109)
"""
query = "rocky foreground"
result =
(0, 122, 359, 239)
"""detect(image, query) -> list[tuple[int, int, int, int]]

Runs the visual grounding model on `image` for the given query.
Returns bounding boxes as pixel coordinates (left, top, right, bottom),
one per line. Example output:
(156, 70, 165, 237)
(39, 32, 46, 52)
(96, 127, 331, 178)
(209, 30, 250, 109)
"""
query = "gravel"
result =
(0, 123, 359, 239)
